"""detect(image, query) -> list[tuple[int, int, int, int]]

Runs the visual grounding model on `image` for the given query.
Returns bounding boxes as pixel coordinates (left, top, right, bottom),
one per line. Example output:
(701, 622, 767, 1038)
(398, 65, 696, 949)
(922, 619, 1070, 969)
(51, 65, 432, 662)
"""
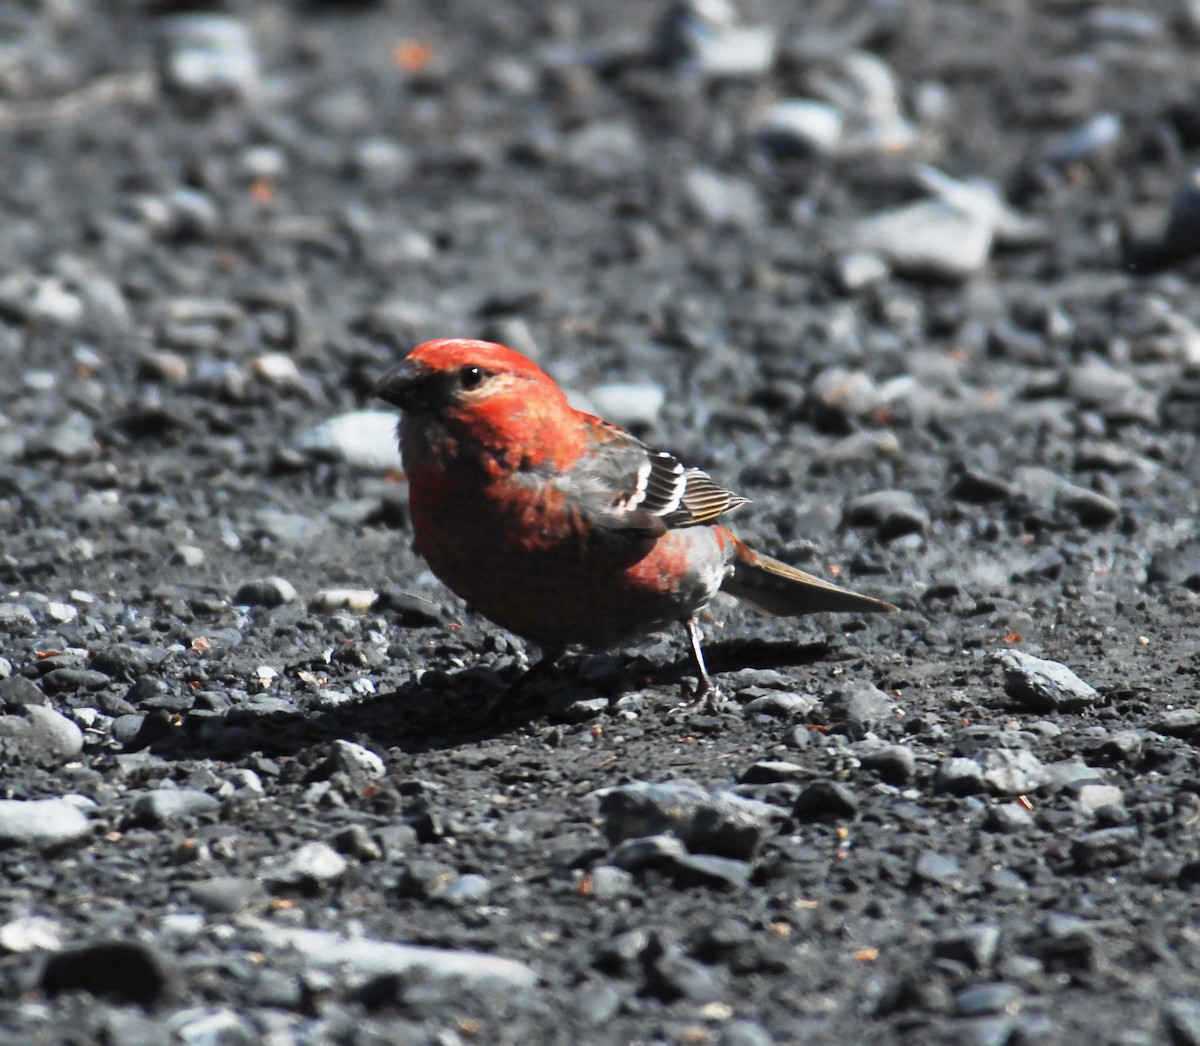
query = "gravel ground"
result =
(3, 1, 1200, 1043)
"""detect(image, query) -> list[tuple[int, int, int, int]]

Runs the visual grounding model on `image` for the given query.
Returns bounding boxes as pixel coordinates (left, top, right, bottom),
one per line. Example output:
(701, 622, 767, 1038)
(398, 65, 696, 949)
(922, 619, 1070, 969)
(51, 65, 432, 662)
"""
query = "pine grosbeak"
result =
(374, 338, 896, 705)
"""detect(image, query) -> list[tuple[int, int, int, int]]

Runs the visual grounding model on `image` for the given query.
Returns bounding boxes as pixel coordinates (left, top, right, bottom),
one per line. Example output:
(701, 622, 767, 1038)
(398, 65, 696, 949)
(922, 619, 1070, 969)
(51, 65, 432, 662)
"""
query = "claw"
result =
(678, 617, 727, 713)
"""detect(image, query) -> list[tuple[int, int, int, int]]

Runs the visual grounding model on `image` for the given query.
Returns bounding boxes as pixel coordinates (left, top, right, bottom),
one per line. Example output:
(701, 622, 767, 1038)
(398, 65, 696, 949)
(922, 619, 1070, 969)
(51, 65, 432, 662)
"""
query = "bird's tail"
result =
(723, 537, 898, 617)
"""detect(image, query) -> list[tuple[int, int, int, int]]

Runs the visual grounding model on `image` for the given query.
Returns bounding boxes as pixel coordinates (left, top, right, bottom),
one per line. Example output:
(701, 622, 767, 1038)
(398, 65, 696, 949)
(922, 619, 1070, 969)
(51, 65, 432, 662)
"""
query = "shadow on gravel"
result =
(141, 639, 837, 762)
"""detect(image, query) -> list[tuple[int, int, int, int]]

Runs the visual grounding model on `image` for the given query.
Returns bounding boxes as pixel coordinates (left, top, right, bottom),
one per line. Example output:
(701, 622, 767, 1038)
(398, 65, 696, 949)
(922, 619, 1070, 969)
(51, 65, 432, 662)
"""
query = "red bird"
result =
(374, 339, 897, 707)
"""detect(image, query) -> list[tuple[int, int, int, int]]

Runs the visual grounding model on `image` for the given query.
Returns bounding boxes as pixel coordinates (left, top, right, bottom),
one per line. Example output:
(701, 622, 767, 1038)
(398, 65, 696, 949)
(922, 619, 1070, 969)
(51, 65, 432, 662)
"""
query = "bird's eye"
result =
(459, 365, 485, 389)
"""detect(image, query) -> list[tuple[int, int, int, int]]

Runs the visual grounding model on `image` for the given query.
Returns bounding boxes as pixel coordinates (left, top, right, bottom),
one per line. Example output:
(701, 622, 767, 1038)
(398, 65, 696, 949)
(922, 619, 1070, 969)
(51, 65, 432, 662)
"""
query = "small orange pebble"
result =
(250, 177, 273, 205)
(393, 39, 434, 73)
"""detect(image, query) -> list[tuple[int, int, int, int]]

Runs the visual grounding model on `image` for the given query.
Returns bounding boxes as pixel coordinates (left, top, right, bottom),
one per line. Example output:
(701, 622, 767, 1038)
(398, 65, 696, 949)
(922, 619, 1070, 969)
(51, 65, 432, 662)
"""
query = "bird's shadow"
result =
(141, 638, 835, 763)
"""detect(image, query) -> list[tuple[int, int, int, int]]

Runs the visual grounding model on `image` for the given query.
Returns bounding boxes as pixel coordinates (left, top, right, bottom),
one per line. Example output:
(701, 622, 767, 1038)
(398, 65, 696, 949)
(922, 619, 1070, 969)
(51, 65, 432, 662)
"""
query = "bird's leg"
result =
(475, 645, 564, 721)
(507, 646, 565, 698)
(682, 616, 725, 712)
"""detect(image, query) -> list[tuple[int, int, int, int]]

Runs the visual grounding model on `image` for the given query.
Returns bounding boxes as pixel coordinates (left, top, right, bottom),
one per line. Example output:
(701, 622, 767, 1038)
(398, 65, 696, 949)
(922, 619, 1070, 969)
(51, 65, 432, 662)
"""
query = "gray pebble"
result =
(160, 14, 259, 102)
(560, 120, 642, 178)
(860, 744, 917, 785)
(548, 693, 609, 723)
(646, 942, 726, 1001)
(825, 432, 901, 468)
(1044, 112, 1121, 168)
(807, 368, 883, 425)
(719, 1020, 775, 1046)
(683, 167, 764, 229)
(955, 982, 1023, 1017)
(597, 779, 774, 859)
(574, 979, 623, 1024)
(436, 873, 492, 906)
(739, 760, 806, 784)
(397, 859, 456, 899)
(1071, 826, 1140, 871)
(1164, 1000, 1200, 1046)
(914, 851, 963, 887)
(996, 649, 1099, 712)
(1077, 784, 1125, 815)
(110, 714, 148, 746)
(0, 604, 37, 633)
(756, 98, 842, 158)
(824, 684, 894, 729)
(742, 691, 817, 718)
(607, 833, 688, 871)
(588, 865, 635, 900)
(8, 704, 84, 764)
(263, 841, 348, 890)
(1150, 708, 1200, 739)
(189, 876, 268, 914)
(1149, 169, 1200, 267)
(1043, 759, 1104, 790)
(1092, 730, 1144, 763)
(253, 509, 328, 544)
(984, 803, 1036, 834)
(235, 577, 297, 610)
(130, 788, 220, 827)
(793, 780, 859, 820)
(333, 824, 382, 862)
(934, 757, 987, 796)
(982, 749, 1050, 796)
(352, 137, 414, 189)
(934, 924, 1001, 972)
(0, 798, 91, 850)
(668, 851, 751, 890)
(843, 490, 930, 540)
(166, 188, 221, 239)
(0, 675, 44, 706)
(1056, 484, 1120, 528)
(35, 415, 97, 461)
(597, 928, 651, 971)
(39, 668, 110, 694)
(831, 251, 889, 293)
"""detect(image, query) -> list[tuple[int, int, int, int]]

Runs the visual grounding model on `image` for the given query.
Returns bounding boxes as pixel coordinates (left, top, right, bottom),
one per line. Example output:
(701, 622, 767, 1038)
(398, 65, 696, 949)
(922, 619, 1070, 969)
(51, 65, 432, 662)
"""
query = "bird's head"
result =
(374, 338, 578, 470)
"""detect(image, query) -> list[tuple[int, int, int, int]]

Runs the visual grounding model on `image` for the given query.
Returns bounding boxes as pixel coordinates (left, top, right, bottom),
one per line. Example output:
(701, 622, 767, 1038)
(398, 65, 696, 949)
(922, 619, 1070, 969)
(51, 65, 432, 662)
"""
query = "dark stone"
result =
(793, 780, 859, 820)
(41, 941, 172, 1005)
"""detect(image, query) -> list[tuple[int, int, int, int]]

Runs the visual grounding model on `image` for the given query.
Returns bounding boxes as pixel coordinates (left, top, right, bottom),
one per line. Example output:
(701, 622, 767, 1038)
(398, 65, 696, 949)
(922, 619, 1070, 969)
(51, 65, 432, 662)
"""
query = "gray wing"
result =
(553, 420, 749, 538)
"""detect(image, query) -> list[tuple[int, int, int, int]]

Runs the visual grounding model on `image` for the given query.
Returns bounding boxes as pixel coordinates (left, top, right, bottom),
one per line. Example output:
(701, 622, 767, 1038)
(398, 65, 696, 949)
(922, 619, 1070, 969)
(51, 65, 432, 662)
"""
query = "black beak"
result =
(373, 360, 428, 410)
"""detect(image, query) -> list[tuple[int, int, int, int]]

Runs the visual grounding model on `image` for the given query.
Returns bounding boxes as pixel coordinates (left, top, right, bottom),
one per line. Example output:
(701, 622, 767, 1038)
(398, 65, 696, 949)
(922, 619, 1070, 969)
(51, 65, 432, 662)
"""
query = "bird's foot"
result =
(668, 676, 728, 716)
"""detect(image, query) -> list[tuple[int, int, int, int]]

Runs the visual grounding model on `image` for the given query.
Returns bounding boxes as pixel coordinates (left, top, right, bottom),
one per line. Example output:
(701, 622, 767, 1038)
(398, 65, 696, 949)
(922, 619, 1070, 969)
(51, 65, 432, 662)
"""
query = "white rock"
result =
(588, 383, 665, 428)
(245, 921, 538, 989)
(0, 915, 64, 953)
(756, 99, 843, 157)
(328, 739, 386, 780)
(250, 353, 303, 389)
(0, 798, 90, 849)
(262, 842, 348, 888)
(310, 588, 378, 613)
(838, 168, 1003, 281)
(297, 411, 401, 472)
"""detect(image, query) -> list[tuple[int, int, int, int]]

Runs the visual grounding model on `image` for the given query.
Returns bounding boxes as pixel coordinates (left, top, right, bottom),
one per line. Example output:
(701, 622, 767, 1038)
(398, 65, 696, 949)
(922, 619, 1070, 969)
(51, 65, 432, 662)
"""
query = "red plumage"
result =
(374, 338, 897, 705)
